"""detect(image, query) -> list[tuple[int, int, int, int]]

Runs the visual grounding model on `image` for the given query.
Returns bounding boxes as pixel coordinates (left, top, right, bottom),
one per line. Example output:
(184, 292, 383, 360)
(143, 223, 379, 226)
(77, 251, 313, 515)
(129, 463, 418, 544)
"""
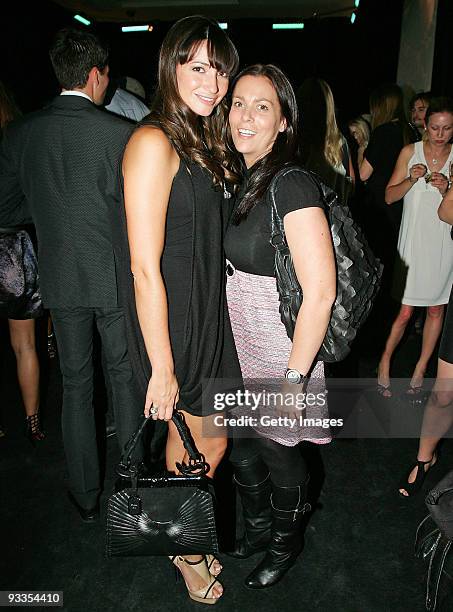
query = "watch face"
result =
(286, 369, 301, 383)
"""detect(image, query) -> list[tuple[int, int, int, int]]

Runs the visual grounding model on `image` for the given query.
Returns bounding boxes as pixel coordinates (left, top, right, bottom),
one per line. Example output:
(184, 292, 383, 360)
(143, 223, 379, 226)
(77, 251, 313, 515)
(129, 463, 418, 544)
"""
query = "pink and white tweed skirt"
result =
(226, 262, 331, 446)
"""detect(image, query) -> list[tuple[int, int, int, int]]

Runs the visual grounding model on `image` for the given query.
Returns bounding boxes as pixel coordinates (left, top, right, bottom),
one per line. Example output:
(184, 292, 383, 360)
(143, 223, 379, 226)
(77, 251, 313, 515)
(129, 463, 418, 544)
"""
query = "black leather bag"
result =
(106, 411, 218, 557)
(415, 469, 453, 611)
(268, 165, 383, 362)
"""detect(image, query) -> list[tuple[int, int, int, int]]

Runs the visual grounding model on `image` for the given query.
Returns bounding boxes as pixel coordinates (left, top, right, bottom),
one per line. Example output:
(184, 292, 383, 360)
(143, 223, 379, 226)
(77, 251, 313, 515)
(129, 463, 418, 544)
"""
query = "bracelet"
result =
(407, 176, 417, 185)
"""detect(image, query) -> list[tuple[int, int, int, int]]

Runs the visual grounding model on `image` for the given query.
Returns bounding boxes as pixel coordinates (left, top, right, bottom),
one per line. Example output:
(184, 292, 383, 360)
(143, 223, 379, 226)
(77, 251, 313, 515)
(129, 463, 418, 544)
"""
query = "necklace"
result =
(432, 158, 438, 165)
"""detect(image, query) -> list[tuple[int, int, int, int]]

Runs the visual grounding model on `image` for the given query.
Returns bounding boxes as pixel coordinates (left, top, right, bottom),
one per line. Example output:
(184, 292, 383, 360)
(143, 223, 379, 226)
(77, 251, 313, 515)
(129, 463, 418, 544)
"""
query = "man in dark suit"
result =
(0, 28, 141, 521)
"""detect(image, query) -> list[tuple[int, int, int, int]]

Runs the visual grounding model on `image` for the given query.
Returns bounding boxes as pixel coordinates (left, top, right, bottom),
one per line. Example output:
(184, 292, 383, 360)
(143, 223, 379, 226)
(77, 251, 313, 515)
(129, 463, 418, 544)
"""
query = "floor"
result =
(1, 315, 453, 612)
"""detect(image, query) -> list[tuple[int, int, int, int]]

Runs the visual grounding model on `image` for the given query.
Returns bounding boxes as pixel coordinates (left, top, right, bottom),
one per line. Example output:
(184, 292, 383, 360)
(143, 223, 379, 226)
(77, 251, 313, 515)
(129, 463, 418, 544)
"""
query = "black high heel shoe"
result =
(47, 332, 57, 359)
(398, 453, 437, 497)
(26, 413, 45, 444)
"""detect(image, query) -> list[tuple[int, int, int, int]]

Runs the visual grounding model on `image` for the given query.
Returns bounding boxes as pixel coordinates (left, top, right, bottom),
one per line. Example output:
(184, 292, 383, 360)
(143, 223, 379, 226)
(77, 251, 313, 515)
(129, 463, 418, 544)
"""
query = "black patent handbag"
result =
(415, 469, 453, 611)
(106, 411, 218, 557)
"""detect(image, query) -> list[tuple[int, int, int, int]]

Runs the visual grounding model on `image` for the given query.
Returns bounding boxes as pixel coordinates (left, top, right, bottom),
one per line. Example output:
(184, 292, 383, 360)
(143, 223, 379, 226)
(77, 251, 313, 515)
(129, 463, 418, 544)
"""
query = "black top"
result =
(364, 120, 405, 210)
(363, 120, 406, 241)
(114, 158, 242, 416)
(224, 170, 324, 276)
(0, 95, 133, 308)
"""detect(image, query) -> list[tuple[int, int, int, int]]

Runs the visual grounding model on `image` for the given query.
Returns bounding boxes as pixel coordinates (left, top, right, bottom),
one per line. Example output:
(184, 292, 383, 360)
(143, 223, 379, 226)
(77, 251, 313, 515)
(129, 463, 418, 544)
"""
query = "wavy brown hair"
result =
(142, 15, 239, 186)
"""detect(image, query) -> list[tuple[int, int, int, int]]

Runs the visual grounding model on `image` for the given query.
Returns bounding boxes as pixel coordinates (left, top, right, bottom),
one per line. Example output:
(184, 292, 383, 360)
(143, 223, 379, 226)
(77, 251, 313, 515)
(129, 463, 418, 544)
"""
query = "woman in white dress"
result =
(377, 97, 453, 398)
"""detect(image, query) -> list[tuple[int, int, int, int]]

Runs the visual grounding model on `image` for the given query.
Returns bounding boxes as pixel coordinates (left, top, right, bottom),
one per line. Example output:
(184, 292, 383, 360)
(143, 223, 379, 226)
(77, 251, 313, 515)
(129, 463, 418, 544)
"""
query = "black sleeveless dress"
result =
(115, 160, 241, 416)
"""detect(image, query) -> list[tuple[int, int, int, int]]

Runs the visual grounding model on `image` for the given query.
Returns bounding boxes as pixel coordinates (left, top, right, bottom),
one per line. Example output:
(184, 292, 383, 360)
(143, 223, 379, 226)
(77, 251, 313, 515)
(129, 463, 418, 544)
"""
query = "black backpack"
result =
(269, 165, 383, 363)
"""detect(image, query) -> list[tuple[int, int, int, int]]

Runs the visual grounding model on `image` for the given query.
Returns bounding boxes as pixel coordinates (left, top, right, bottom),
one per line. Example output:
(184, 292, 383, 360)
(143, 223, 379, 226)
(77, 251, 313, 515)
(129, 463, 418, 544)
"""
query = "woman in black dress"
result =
(225, 65, 336, 589)
(122, 16, 240, 604)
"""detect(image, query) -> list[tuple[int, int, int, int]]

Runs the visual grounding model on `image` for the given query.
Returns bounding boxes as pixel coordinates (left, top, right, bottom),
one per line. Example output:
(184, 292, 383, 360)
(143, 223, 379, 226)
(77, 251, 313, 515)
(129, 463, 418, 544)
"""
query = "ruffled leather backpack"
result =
(268, 165, 383, 362)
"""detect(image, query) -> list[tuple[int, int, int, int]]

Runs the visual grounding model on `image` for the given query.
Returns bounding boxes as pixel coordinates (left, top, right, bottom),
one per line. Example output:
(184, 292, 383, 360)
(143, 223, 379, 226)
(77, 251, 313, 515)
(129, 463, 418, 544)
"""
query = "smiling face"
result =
(176, 39, 229, 116)
(425, 111, 453, 146)
(229, 75, 286, 168)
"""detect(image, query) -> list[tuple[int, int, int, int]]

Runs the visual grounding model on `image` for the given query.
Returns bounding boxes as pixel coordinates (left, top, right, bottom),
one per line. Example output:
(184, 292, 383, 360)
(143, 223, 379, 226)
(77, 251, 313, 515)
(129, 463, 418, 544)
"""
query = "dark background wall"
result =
(2, 0, 448, 127)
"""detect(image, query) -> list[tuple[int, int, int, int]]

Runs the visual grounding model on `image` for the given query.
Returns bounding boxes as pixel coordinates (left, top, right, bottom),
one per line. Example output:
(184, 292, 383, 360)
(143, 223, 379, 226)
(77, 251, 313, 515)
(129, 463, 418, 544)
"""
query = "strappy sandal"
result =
(170, 555, 222, 604)
(25, 412, 45, 444)
(404, 385, 427, 404)
(398, 454, 438, 497)
(376, 383, 392, 399)
(169, 554, 222, 577)
(205, 554, 222, 577)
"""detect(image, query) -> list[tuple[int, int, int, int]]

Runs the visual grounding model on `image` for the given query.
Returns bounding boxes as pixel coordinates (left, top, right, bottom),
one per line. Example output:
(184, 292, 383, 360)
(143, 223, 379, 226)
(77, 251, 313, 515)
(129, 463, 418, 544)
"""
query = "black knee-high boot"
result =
(228, 455, 272, 559)
(244, 480, 311, 589)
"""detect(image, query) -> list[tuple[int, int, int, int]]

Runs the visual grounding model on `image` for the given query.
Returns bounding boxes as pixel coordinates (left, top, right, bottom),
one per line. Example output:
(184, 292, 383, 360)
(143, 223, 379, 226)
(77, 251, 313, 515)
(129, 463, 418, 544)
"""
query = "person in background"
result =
(377, 97, 453, 399)
(225, 64, 335, 589)
(0, 81, 43, 442)
(104, 75, 149, 123)
(0, 29, 142, 523)
(122, 15, 240, 604)
(398, 186, 453, 496)
(347, 115, 371, 228)
(359, 83, 412, 258)
(357, 83, 413, 353)
(348, 116, 371, 160)
(408, 91, 432, 142)
(297, 77, 354, 203)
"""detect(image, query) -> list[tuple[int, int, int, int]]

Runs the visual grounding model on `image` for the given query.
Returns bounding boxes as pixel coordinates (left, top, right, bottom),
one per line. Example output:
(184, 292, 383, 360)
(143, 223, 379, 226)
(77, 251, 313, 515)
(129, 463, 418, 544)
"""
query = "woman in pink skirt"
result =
(224, 65, 336, 589)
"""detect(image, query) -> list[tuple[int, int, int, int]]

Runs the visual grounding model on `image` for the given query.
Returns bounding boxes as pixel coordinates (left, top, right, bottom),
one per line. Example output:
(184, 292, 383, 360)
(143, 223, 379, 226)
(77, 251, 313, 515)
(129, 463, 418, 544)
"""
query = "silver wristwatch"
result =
(285, 368, 306, 384)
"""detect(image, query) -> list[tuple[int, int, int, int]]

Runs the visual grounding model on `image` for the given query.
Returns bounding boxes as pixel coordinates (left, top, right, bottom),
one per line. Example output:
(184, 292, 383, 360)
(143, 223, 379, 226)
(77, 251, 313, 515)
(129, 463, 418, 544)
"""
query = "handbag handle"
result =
(117, 410, 209, 478)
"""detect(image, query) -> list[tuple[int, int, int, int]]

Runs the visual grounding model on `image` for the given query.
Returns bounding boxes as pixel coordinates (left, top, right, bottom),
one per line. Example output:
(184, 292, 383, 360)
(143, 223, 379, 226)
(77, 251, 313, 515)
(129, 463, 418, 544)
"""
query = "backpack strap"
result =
(268, 165, 329, 250)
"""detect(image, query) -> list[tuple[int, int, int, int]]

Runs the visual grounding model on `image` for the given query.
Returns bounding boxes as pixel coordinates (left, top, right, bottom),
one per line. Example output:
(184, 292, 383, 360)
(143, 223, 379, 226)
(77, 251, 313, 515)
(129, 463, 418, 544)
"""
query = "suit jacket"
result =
(0, 95, 133, 308)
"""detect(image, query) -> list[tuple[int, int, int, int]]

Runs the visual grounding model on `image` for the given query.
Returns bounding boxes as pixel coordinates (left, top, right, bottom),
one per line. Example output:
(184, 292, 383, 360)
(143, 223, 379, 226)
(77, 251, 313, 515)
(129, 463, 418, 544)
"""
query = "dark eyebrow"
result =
(188, 60, 210, 67)
(232, 94, 274, 104)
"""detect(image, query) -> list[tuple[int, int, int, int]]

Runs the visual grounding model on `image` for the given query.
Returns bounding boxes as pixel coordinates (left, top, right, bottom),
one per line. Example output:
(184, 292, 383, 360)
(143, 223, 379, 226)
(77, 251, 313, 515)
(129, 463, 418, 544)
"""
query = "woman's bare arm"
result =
(284, 207, 336, 375)
(385, 144, 422, 204)
(438, 187, 453, 224)
(122, 126, 180, 420)
(358, 150, 373, 181)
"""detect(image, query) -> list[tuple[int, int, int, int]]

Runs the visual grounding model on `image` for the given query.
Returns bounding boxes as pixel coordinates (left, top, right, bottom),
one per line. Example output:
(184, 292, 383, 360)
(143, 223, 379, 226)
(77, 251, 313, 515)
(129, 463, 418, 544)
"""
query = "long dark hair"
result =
(297, 77, 344, 169)
(228, 64, 300, 223)
(369, 82, 411, 145)
(143, 15, 239, 186)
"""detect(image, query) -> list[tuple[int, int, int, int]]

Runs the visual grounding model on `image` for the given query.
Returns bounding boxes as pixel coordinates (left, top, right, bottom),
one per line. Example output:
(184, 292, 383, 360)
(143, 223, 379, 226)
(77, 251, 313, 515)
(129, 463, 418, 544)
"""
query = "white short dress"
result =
(394, 141, 453, 306)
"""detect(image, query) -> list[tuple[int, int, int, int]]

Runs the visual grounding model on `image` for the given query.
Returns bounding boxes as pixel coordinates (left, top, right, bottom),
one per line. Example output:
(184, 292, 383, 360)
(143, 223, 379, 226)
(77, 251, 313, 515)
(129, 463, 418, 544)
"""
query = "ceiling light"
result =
(272, 23, 304, 30)
(355, 0, 360, 7)
(218, 23, 228, 30)
(350, 12, 357, 24)
(121, 25, 151, 32)
(74, 14, 91, 26)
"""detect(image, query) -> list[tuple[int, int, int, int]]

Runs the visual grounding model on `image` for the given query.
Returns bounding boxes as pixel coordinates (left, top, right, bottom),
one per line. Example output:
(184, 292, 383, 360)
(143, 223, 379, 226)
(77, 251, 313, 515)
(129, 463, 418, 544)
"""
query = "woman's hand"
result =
(408, 163, 427, 183)
(430, 172, 450, 195)
(145, 368, 179, 421)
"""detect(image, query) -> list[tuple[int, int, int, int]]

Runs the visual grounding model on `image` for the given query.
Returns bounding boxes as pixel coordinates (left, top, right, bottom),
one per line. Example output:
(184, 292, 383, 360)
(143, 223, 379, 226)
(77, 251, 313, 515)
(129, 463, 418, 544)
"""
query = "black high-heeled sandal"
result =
(26, 413, 45, 444)
(398, 454, 437, 497)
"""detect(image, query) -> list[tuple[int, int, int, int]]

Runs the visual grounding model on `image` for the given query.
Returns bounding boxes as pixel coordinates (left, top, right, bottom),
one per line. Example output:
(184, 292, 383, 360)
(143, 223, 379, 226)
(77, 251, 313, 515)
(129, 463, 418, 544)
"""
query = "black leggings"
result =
(229, 435, 308, 488)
